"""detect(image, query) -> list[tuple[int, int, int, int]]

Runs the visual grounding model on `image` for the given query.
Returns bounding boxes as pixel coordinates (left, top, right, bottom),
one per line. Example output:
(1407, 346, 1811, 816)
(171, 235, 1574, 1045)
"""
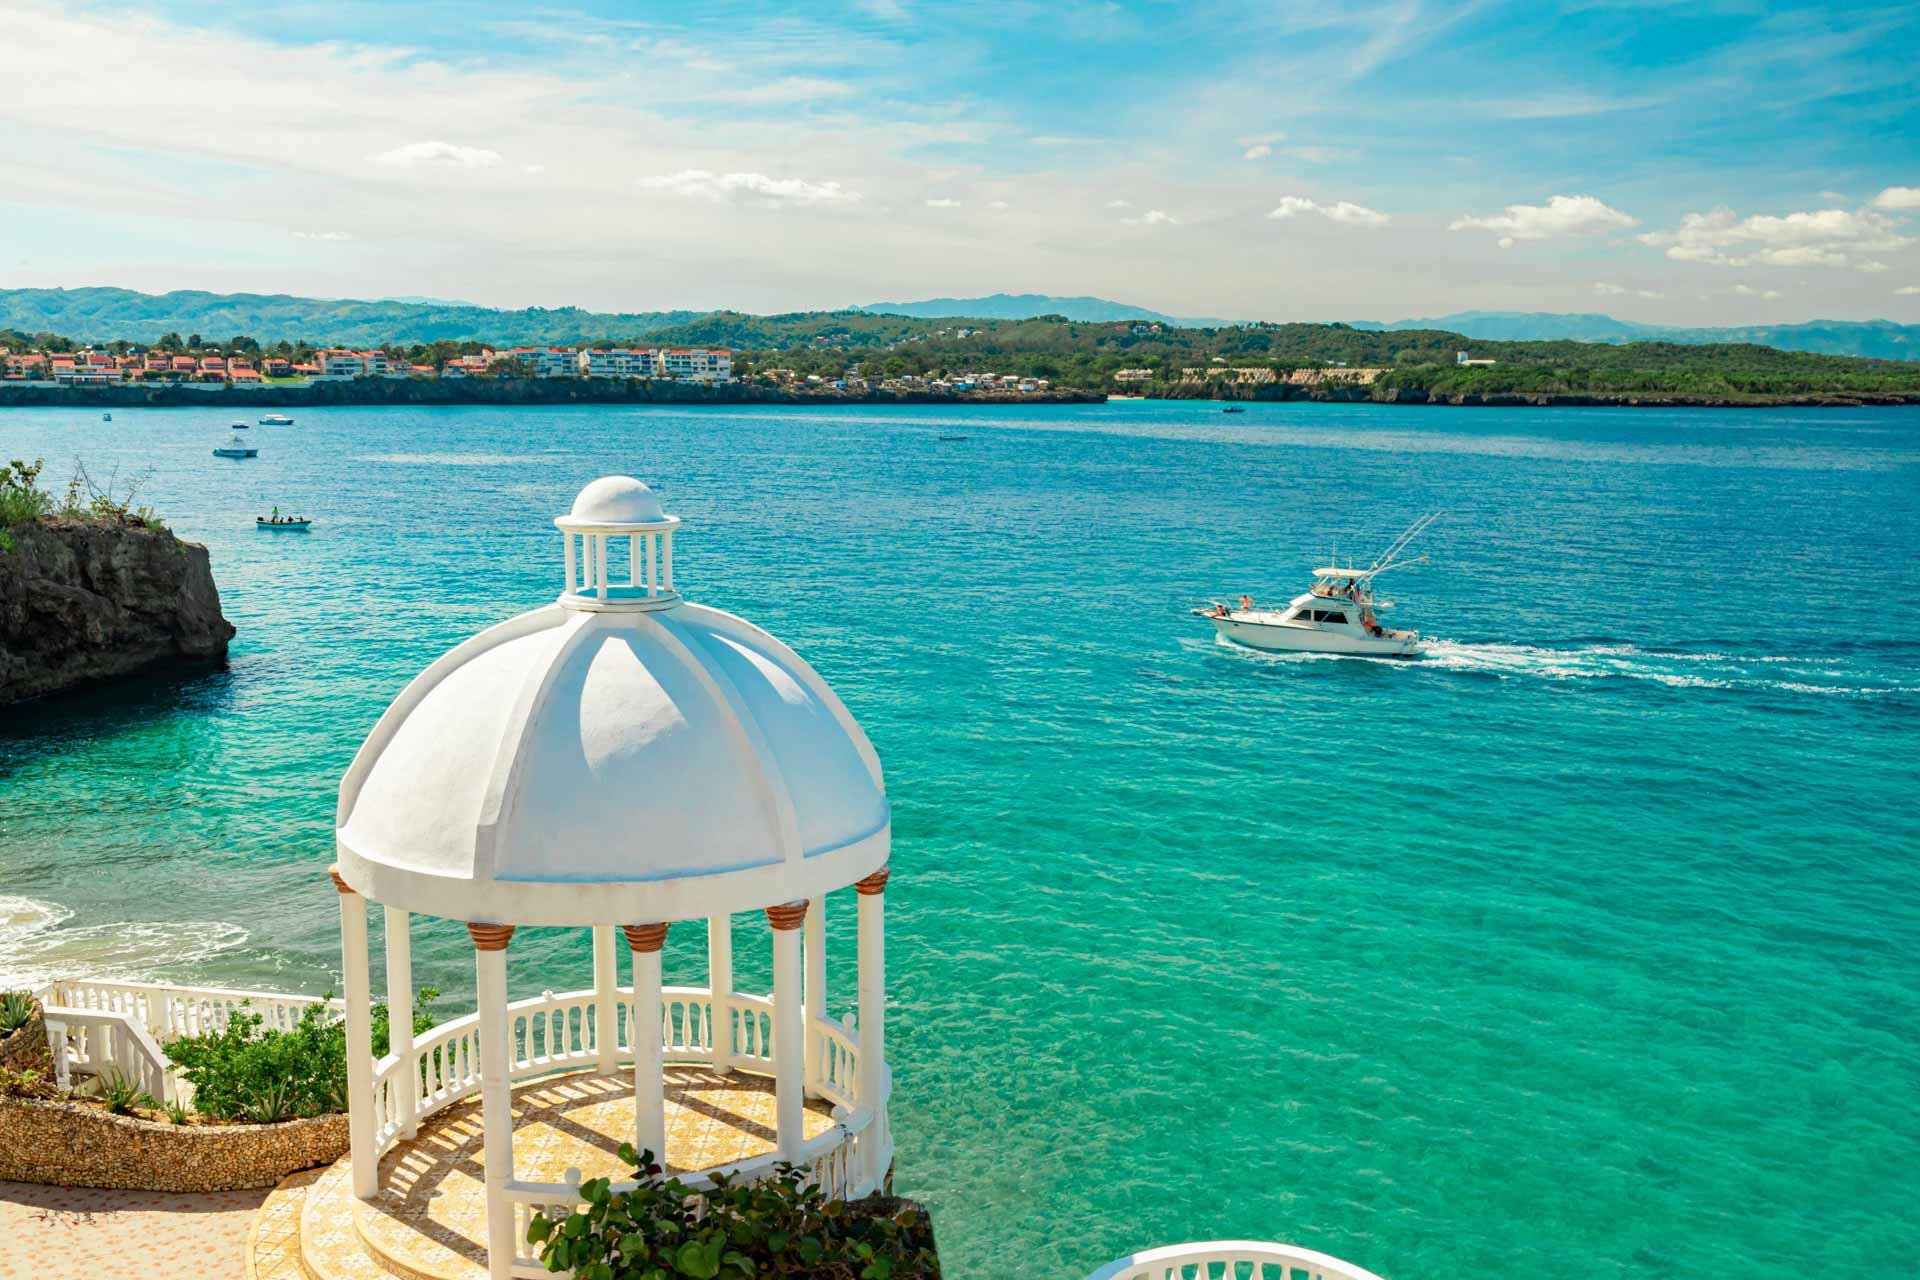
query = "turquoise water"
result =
(2, 402, 1917, 1278)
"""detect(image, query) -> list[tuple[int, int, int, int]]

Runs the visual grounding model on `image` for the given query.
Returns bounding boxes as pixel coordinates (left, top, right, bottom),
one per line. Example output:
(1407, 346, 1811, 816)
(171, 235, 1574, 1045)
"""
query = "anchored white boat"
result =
(259, 413, 294, 425)
(1195, 514, 1438, 659)
(213, 434, 259, 459)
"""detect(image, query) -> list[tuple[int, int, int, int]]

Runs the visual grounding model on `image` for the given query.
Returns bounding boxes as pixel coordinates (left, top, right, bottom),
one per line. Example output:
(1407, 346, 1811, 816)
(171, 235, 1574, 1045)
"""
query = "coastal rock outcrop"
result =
(0, 517, 234, 704)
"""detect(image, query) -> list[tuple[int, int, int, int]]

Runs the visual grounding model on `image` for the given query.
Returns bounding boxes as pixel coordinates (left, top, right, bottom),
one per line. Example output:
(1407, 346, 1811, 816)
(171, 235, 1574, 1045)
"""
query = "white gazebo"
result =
(329, 476, 895, 1280)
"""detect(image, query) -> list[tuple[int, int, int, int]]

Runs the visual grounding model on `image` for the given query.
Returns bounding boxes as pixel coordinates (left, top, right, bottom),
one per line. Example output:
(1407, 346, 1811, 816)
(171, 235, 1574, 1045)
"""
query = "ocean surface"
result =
(1, 402, 1916, 1279)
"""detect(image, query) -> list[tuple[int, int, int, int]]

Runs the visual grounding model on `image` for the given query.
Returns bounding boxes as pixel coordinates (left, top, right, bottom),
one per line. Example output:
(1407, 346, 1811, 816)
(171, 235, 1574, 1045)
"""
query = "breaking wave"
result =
(0, 894, 248, 990)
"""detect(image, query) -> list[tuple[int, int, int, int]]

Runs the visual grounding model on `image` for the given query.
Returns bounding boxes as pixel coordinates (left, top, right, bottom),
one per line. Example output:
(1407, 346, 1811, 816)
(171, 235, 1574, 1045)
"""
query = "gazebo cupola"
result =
(331, 476, 895, 1280)
(555, 474, 681, 607)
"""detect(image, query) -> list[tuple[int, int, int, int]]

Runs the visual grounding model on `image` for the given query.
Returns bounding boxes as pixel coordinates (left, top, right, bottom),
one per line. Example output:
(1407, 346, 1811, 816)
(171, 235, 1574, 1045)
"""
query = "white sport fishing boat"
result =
(1194, 514, 1438, 659)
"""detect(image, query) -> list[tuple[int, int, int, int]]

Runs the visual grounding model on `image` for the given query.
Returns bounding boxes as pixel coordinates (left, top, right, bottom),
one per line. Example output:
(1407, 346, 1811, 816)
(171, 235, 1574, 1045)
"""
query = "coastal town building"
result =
(1456, 351, 1497, 366)
(1113, 368, 1156, 382)
(579, 347, 662, 379)
(660, 348, 733, 383)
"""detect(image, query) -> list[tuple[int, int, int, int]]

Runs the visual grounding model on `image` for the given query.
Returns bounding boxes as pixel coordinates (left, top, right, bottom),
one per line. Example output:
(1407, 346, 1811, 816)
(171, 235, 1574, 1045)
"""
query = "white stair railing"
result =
(39, 1006, 175, 1105)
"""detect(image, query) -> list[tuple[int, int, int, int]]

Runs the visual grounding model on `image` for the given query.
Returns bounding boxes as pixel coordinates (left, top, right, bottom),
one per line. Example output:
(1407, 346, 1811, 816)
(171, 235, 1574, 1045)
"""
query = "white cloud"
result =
(1121, 208, 1175, 226)
(1593, 282, 1626, 295)
(1594, 282, 1663, 299)
(1897, 286, 1920, 296)
(1856, 260, 1889, 273)
(1105, 199, 1132, 209)
(924, 197, 960, 208)
(1284, 145, 1340, 164)
(1243, 143, 1272, 160)
(374, 140, 503, 169)
(638, 169, 859, 207)
(727, 76, 855, 105)
(1269, 195, 1389, 228)
(1451, 194, 1637, 248)
(524, 163, 547, 175)
(1820, 191, 1847, 201)
(987, 199, 1009, 210)
(1732, 284, 1783, 299)
(292, 230, 352, 241)
(1638, 205, 1912, 268)
(1871, 186, 1920, 210)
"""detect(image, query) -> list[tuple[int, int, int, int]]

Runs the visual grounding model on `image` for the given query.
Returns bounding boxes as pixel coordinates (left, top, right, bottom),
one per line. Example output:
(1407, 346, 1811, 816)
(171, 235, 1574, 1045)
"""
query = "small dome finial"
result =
(554, 476, 682, 610)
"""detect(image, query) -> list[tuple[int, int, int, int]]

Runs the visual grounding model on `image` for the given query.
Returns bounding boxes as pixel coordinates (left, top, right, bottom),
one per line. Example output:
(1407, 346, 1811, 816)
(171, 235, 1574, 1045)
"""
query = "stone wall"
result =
(0, 1097, 347, 1191)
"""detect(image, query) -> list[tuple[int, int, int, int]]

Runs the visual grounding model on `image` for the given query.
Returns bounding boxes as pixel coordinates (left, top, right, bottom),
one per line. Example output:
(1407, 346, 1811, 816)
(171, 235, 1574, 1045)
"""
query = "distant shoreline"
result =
(0, 379, 1103, 410)
(2, 379, 1914, 411)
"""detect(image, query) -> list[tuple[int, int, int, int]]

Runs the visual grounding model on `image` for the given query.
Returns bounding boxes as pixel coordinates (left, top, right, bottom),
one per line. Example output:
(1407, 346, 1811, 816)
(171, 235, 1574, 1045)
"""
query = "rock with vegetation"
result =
(0, 459, 234, 704)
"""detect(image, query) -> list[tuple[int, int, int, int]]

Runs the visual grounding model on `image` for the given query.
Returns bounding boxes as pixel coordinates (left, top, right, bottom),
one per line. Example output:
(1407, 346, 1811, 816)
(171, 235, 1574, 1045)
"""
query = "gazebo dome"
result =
(565, 475, 669, 526)
(334, 478, 889, 926)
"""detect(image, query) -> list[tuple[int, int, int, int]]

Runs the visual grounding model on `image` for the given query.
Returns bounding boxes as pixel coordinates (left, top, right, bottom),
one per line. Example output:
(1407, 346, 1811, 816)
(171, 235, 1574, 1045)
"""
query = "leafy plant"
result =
(0, 1066, 60, 1100)
(526, 1145, 939, 1280)
(164, 1098, 190, 1125)
(0, 460, 54, 531)
(164, 990, 436, 1123)
(0, 990, 36, 1036)
(98, 1070, 158, 1116)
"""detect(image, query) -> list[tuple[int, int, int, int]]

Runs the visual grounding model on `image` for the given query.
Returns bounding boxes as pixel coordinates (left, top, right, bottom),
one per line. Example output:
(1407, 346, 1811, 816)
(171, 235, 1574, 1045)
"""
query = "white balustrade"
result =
(1083, 1242, 1390, 1280)
(38, 1007, 174, 1104)
(41, 977, 335, 1043)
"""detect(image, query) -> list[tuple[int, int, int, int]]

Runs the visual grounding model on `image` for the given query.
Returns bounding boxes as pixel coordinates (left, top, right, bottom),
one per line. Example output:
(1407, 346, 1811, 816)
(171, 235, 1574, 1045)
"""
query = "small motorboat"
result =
(101, 412, 112, 422)
(213, 434, 259, 459)
(255, 514, 311, 529)
(258, 413, 294, 426)
(937, 435, 971, 441)
(1221, 405, 1246, 413)
(1194, 514, 1439, 659)
(230, 421, 251, 430)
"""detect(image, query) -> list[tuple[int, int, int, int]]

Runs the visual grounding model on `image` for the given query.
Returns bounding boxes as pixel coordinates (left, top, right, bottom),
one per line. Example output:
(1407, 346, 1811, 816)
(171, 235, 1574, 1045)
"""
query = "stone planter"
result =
(0, 995, 52, 1073)
(0, 1096, 348, 1192)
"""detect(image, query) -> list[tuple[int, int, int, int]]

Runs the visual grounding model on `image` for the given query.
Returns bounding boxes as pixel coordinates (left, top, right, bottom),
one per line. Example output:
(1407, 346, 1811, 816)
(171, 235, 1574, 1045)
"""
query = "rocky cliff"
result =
(0, 517, 234, 704)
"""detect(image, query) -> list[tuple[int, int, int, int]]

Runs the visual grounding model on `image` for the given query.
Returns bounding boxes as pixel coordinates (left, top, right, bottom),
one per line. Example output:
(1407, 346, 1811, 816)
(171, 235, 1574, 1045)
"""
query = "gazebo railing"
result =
(369, 985, 882, 1168)
(1083, 1242, 1390, 1280)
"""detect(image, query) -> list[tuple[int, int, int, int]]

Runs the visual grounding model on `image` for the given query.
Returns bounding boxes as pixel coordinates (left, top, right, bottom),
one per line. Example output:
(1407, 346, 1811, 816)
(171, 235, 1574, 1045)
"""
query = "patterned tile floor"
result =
(293, 1066, 837, 1280)
(0, 1180, 269, 1279)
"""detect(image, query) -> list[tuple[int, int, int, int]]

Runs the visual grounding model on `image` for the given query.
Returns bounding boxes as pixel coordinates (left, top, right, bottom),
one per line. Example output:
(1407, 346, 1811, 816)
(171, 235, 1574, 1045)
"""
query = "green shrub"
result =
(0, 460, 53, 529)
(526, 1144, 939, 1280)
(0, 1066, 59, 1100)
(0, 990, 36, 1036)
(164, 990, 436, 1123)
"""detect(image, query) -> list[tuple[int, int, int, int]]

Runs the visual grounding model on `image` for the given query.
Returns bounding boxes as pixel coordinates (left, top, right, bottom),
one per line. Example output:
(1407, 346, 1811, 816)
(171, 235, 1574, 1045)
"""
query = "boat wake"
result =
(0, 894, 248, 991)
(1419, 640, 1907, 697)
(1206, 636, 1909, 698)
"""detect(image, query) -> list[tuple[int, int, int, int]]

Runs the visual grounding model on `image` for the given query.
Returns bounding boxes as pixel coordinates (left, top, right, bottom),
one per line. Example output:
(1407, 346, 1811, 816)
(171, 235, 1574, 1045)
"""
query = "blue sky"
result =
(3, 0, 1918, 323)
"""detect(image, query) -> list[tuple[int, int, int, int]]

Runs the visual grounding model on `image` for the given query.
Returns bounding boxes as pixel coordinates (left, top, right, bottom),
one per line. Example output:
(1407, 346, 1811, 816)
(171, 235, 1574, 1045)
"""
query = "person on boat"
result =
(1239, 594, 1253, 612)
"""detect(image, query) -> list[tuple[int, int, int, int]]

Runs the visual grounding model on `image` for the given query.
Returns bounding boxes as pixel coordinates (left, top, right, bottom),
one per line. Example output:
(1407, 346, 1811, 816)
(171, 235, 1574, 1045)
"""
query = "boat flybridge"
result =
(1194, 513, 1439, 658)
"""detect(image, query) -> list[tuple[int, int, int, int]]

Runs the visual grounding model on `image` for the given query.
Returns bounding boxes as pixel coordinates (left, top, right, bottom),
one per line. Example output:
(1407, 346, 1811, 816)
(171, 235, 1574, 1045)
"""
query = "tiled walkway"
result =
(0, 1180, 267, 1280)
(307, 1066, 836, 1280)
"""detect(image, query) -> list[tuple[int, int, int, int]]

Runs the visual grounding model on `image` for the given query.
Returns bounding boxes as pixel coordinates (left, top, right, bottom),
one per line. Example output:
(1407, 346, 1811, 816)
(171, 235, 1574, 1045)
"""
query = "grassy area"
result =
(0, 457, 164, 552)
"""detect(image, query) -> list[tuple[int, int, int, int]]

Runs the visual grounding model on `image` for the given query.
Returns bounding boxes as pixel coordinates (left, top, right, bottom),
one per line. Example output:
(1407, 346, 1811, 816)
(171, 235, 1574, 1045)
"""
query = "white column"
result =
(855, 868, 889, 1188)
(470, 923, 516, 1280)
(629, 533, 642, 590)
(803, 897, 825, 1097)
(593, 925, 619, 1074)
(596, 535, 609, 601)
(384, 904, 417, 1138)
(563, 533, 576, 593)
(334, 867, 378, 1200)
(624, 924, 668, 1164)
(662, 533, 674, 592)
(707, 915, 733, 1072)
(767, 902, 808, 1161)
(642, 532, 654, 596)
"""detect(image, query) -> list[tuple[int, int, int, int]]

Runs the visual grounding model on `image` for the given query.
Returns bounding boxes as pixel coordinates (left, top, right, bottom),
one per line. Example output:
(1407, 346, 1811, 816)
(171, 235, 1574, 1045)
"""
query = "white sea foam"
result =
(1210, 636, 1897, 697)
(0, 893, 248, 990)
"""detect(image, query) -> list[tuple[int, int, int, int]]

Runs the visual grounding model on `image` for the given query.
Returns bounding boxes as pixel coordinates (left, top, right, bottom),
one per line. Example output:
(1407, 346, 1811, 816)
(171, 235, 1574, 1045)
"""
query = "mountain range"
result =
(2, 287, 1915, 360)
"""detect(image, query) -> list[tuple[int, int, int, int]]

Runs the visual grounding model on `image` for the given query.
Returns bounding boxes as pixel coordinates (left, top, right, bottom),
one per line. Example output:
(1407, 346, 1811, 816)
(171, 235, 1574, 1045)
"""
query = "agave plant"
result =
(97, 1070, 158, 1116)
(237, 1075, 299, 1124)
(0, 991, 36, 1036)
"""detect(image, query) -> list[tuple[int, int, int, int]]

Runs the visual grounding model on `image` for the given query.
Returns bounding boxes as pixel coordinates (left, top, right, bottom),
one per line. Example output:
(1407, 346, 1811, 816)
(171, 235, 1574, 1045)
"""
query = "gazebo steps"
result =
(257, 1067, 836, 1280)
